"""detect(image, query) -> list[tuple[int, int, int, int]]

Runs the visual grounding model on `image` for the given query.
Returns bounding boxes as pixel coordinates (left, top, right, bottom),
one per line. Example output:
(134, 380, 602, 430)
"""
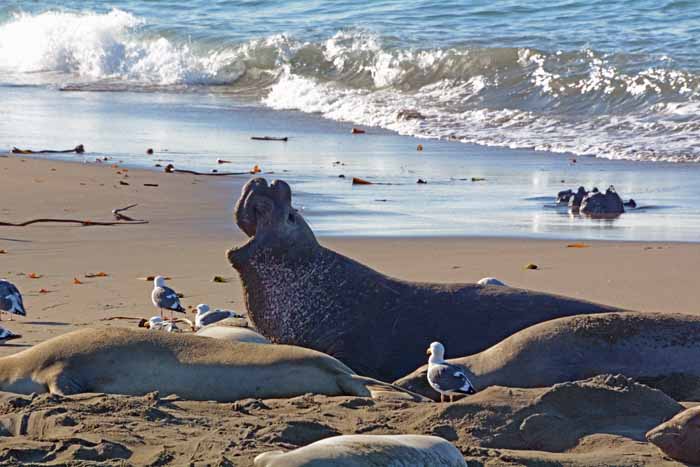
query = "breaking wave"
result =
(1, 9, 700, 162)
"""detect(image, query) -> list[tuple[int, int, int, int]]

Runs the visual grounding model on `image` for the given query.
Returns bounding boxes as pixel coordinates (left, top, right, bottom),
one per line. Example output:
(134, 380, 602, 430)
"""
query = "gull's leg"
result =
(449, 394, 454, 403)
(440, 394, 444, 403)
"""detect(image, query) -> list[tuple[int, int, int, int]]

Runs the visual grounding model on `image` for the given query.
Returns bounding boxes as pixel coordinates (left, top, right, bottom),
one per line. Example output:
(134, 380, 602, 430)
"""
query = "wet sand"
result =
(1, 155, 698, 356)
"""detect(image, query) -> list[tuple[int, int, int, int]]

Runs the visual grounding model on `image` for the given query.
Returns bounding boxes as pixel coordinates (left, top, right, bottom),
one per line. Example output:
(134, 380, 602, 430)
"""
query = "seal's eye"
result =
(288, 213, 296, 224)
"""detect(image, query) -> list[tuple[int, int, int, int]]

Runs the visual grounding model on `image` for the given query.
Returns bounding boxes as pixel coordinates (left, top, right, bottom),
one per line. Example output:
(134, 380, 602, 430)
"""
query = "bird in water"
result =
(151, 276, 185, 322)
(426, 341, 476, 402)
(0, 279, 26, 321)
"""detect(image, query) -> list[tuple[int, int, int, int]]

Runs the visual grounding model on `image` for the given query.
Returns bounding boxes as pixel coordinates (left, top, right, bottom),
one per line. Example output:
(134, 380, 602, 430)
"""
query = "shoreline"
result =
(3, 86, 700, 240)
(0, 154, 698, 360)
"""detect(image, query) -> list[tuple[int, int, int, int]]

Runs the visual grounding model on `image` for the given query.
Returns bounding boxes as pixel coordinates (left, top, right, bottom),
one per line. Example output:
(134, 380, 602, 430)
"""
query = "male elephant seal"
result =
(395, 312, 700, 400)
(254, 435, 467, 467)
(0, 327, 419, 401)
(646, 405, 700, 464)
(226, 178, 619, 381)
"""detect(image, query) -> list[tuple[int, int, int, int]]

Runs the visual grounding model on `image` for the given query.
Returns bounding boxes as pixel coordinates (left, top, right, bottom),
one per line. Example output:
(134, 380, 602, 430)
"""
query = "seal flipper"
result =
(48, 371, 85, 396)
(338, 374, 426, 402)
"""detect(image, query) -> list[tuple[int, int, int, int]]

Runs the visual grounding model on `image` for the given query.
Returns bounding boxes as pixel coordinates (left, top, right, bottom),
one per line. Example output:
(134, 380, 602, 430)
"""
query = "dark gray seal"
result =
(580, 185, 625, 216)
(226, 178, 620, 381)
(395, 312, 700, 401)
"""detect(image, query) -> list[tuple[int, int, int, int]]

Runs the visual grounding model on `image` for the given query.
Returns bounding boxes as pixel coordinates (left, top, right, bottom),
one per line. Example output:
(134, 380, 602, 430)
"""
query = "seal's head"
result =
(646, 406, 700, 464)
(228, 178, 318, 270)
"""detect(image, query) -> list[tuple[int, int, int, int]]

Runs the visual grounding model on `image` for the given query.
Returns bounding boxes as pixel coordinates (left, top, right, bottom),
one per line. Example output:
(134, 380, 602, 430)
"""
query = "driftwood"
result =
(12, 144, 85, 154)
(0, 219, 147, 227)
(100, 316, 144, 321)
(101, 315, 196, 331)
(351, 177, 397, 186)
(112, 204, 144, 222)
(251, 136, 288, 142)
(0, 205, 148, 227)
(164, 164, 247, 176)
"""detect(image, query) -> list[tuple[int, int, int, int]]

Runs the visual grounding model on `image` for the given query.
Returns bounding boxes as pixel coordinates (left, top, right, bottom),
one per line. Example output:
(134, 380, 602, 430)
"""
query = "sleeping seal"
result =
(254, 435, 467, 467)
(395, 312, 700, 400)
(0, 327, 419, 401)
(646, 405, 700, 464)
(195, 324, 270, 344)
(227, 177, 620, 381)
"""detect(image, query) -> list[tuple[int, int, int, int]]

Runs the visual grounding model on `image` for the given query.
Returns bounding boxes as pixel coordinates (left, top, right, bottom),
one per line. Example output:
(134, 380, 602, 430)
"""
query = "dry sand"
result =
(0, 375, 688, 466)
(1, 154, 698, 465)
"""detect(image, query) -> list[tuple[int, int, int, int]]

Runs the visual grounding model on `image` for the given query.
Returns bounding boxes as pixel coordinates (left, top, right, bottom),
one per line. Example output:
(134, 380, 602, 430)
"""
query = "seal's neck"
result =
(239, 246, 333, 344)
(0, 355, 45, 394)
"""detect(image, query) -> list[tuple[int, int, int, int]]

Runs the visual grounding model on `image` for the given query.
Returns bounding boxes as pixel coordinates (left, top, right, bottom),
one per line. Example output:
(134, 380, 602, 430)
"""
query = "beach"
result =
(1, 155, 698, 358)
(3, 2, 700, 465)
(0, 154, 698, 465)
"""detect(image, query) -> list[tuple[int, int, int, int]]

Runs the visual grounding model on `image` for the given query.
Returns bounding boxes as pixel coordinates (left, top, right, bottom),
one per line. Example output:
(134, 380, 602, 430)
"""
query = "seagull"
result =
(151, 276, 185, 322)
(138, 316, 181, 332)
(143, 316, 166, 330)
(0, 279, 26, 321)
(0, 326, 21, 344)
(163, 320, 180, 333)
(194, 304, 244, 329)
(426, 341, 476, 402)
(477, 277, 507, 287)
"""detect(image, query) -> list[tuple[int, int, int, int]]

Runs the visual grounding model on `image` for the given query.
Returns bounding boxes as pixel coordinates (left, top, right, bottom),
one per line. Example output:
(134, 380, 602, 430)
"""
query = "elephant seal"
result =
(226, 177, 620, 381)
(254, 435, 467, 467)
(195, 324, 270, 344)
(0, 327, 420, 402)
(395, 312, 700, 401)
(646, 405, 700, 464)
(580, 185, 625, 216)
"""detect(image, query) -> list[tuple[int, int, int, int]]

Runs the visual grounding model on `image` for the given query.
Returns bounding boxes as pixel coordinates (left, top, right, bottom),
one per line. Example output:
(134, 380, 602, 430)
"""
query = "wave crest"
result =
(2, 10, 700, 162)
(0, 9, 243, 85)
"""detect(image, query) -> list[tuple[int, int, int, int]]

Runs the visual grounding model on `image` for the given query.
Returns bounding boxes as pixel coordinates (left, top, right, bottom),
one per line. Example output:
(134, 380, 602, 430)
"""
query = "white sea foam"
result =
(0, 9, 243, 85)
(2, 10, 700, 163)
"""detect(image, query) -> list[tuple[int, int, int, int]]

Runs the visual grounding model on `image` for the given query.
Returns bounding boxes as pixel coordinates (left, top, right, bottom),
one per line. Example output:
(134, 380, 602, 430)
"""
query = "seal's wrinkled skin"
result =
(228, 178, 620, 381)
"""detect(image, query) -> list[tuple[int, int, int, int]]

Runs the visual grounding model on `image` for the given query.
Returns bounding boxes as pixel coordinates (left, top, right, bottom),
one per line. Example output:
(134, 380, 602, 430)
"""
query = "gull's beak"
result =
(426, 348, 432, 356)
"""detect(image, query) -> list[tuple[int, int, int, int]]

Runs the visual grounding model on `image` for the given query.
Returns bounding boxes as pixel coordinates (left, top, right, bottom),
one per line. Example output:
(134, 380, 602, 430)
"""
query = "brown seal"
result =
(0, 327, 420, 402)
(395, 312, 700, 401)
(647, 405, 700, 464)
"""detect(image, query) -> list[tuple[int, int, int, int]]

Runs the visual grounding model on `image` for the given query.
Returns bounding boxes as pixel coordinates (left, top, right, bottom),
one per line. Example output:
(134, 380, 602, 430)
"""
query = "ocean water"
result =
(2, 1, 700, 162)
(2, 1, 700, 240)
